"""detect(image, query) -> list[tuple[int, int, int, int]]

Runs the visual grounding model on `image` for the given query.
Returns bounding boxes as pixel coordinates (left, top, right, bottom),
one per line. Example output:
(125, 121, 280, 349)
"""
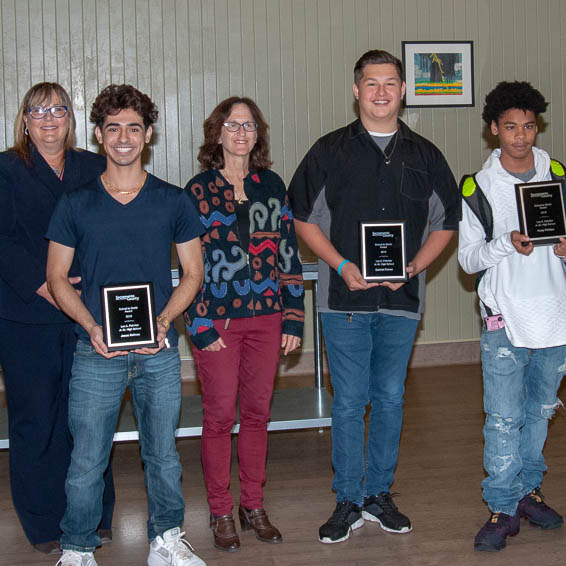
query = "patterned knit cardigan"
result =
(184, 168, 305, 350)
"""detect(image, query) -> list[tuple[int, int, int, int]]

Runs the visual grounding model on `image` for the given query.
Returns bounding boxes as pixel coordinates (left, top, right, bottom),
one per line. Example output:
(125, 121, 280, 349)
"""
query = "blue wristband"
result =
(337, 259, 350, 276)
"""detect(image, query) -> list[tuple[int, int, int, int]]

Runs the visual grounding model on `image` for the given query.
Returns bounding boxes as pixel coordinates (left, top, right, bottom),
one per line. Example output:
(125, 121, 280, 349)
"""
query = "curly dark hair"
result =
(198, 97, 272, 171)
(354, 50, 403, 85)
(90, 84, 158, 129)
(482, 81, 548, 125)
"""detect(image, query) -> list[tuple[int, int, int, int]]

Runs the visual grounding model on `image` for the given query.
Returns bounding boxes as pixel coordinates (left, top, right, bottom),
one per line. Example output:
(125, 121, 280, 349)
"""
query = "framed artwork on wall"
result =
(402, 41, 474, 107)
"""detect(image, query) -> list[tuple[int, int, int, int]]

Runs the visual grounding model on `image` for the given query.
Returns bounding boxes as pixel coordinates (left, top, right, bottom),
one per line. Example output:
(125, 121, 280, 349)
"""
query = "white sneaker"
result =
(147, 527, 206, 566)
(56, 550, 98, 566)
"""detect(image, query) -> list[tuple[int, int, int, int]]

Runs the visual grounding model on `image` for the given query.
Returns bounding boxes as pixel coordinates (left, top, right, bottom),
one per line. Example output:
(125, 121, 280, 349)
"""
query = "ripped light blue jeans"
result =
(481, 327, 566, 515)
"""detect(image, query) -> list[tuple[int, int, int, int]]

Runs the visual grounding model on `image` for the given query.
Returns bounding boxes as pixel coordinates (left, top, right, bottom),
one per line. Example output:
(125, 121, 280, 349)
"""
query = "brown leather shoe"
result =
(238, 505, 282, 543)
(210, 513, 240, 552)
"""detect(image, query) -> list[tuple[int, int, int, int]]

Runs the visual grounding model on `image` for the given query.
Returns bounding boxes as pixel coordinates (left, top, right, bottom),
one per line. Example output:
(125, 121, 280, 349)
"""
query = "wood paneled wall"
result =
(2, 0, 566, 356)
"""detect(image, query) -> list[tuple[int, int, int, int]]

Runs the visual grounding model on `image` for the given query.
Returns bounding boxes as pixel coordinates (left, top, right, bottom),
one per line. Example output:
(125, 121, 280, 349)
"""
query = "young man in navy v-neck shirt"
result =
(47, 84, 206, 566)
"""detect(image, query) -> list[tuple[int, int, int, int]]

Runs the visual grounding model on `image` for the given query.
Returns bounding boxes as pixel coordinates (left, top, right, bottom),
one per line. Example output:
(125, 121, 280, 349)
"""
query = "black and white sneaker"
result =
(318, 501, 365, 544)
(362, 492, 412, 533)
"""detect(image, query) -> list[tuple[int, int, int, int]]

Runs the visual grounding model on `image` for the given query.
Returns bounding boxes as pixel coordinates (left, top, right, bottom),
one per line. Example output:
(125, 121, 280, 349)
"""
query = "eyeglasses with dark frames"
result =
(28, 105, 69, 120)
(223, 121, 258, 132)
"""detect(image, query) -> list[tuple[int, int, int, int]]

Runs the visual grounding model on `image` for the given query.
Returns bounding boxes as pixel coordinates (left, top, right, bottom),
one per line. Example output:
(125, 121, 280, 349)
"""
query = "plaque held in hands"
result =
(360, 221, 407, 281)
(515, 180, 566, 246)
(100, 282, 158, 351)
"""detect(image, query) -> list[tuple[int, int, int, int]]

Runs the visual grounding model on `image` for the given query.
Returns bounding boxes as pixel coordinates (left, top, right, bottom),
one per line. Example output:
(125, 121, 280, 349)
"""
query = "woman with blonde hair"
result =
(0, 82, 114, 554)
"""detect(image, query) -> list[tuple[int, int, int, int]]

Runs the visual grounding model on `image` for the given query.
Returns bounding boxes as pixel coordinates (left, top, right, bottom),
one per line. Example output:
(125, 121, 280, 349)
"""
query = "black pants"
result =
(0, 319, 115, 545)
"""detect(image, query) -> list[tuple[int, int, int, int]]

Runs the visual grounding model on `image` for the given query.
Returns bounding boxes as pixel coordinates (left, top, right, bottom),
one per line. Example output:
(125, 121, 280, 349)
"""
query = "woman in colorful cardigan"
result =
(184, 97, 304, 552)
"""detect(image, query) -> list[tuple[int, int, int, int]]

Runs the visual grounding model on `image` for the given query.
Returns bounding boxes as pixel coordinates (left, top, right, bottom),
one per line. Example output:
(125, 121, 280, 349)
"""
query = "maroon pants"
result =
(192, 313, 282, 515)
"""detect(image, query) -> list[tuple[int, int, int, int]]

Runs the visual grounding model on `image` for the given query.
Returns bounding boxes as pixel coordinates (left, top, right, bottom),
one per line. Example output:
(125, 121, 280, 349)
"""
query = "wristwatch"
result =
(156, 315, 171, 333)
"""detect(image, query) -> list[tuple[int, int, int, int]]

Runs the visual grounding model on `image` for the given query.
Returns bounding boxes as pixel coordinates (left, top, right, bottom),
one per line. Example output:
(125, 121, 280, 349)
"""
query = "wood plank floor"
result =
(2, 363, 566, 565)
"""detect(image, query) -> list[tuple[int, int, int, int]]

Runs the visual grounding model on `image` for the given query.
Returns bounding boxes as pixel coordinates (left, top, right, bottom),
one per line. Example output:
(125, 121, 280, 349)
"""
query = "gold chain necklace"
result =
(102, 171, 147, 195)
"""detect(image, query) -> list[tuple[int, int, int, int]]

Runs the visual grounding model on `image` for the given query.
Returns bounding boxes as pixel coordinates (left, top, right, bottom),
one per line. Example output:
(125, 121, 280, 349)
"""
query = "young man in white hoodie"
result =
(459, 81, 566, 552)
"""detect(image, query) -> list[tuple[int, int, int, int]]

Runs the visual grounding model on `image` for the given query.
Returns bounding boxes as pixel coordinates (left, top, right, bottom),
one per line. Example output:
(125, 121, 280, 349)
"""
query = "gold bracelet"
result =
(156, 315, 171, 333)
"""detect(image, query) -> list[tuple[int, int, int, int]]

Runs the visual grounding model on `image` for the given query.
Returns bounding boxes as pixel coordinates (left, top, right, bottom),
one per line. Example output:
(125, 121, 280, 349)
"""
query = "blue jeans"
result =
(61, 341, 184, 551)
(481, 327, 566, 515)
(321, 312, 418, 505)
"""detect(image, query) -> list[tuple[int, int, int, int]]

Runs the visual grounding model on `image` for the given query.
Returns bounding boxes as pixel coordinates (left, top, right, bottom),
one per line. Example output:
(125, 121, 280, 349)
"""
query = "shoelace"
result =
(529, 489, 544, 503)
(490, 512, 502, 524)
(166, 531, 195, 559)
(329, 503, 357, 525)
(376, 493, 400, 513)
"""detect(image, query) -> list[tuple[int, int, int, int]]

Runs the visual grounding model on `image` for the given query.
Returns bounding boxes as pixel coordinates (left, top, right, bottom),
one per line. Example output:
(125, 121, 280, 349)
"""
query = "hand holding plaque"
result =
(515, 180, 566, 246)
(100, 282, 159, 351)
(360, 221, 407, 282)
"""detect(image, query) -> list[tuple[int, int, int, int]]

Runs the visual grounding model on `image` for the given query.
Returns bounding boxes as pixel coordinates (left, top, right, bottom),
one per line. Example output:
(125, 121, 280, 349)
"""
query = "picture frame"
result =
(402, 41, 474, 108)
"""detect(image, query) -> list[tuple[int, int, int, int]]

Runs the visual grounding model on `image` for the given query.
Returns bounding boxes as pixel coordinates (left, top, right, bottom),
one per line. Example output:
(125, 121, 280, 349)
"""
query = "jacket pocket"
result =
(400, 163, 432, 202)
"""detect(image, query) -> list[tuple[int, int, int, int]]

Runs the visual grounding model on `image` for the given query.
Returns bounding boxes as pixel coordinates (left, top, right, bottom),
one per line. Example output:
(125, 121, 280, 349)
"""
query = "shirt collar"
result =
(348, 117, 416, 143)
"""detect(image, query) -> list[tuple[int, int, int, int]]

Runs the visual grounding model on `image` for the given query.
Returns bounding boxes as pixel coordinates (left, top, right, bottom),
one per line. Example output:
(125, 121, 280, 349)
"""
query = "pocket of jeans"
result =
(75, 340, 96, 355)
(154, 346, 181, 369)
(160, 345, 179, 355)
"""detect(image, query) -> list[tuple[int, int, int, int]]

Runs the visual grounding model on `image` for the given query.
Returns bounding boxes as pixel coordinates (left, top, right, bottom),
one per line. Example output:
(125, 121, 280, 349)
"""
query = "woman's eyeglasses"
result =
(28, 105, 68, 119)
(223, 121, 258, 132)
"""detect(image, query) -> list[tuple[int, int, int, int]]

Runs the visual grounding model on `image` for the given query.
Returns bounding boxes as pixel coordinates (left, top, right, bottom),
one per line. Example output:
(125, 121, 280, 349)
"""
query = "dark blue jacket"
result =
(0, 146, 105, 323)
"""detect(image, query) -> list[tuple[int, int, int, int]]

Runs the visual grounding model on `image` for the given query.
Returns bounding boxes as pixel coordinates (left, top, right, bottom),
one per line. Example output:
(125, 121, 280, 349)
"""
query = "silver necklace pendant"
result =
(382, 131, 398, 165)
